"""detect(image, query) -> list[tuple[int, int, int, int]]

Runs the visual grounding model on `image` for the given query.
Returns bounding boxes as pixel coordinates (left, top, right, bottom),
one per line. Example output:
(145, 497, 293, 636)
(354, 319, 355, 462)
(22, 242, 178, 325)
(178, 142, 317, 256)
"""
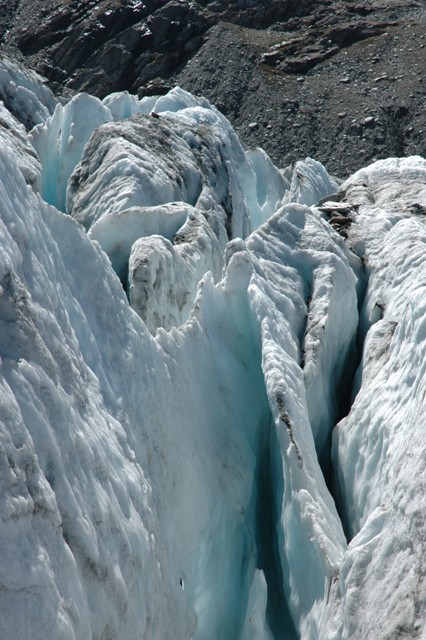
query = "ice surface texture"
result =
(0, 56, 57, 129)
(1, 59, 426, 639)
(326, 158, 426, 639)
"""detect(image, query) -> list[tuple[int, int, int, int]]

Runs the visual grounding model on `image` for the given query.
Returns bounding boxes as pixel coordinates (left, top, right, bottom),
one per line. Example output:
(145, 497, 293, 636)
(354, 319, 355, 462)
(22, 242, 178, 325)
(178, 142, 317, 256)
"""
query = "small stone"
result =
(364, 116, 375, 125)
(374, 74, 388, 82)
(296, 76, 305, 83)
(329, 215, 351, 226)
(340, 76, 350, 84)
(338, 112, 347, 118)
(248, 122, 258, 130)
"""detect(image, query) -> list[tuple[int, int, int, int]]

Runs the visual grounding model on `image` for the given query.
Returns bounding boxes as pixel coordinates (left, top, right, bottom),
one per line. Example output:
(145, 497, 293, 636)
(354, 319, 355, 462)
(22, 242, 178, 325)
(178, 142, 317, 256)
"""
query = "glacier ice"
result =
(0, 56, 426, 640)
(324, 158, 426, 639)
(30, 93, 113, 211)
(127, 207, 223, 333)
(0, 101, 42, 192)
(102, 90, 150, 121)
(0, 56, 57, 129)
(282, 158, 340, 208)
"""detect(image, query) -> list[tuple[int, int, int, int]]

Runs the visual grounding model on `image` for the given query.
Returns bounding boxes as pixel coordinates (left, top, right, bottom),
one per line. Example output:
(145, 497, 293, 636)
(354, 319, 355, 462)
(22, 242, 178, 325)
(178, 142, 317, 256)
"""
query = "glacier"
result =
(0, 58, 426, 639)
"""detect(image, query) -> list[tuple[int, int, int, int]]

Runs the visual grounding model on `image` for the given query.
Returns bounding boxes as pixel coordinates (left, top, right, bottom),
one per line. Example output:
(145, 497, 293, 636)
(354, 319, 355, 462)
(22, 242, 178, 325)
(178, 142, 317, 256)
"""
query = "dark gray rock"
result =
(3, 1, 213, 97)
(0, 0, 425, 178)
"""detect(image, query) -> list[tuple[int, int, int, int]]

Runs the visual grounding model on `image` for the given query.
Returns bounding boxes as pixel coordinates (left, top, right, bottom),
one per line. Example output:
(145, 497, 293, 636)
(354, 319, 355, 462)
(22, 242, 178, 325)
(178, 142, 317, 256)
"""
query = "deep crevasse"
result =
(1, 58, 426, 639)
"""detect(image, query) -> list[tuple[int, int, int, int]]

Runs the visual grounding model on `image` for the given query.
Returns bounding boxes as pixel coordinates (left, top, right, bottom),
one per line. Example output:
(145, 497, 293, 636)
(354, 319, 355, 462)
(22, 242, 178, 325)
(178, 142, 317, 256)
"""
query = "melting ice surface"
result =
(1, 58, 426, 639)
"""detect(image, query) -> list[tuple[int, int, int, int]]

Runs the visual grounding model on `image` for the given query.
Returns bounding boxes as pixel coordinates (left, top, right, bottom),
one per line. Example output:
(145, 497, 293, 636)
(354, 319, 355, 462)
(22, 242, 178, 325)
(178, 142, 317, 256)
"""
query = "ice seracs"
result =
(242, 202, 360, 635)
(31, 85, 341, 336)
(30, 93, 113, 211)
(1, 54, 426, 639)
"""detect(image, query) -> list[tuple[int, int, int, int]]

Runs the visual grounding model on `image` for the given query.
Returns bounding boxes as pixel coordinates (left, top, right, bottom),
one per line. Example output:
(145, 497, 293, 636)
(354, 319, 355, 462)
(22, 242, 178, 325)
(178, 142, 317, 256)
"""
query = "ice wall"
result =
(0, 132, 191, 639)
(321, 158, 426, 639)
(30, 93, 112, 211)
(0, 99, 271, 639)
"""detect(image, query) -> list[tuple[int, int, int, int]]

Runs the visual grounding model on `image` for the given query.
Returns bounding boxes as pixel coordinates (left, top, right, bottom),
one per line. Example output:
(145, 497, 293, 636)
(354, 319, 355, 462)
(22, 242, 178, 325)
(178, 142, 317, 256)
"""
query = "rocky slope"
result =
(1, 0, 425, 176)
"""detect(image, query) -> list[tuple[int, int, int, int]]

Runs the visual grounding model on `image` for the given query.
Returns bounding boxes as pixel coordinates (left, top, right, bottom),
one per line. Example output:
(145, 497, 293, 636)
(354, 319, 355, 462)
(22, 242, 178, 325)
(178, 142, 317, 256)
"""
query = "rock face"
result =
(4, 1, 213, 97)
(175, 1, 426, 178)
(1, 0, 426, 176)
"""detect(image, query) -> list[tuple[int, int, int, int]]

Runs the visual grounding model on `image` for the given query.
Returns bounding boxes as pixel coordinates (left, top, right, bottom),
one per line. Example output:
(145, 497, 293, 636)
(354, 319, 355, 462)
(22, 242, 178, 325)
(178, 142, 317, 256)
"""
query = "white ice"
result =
(30, 93, 112, 211)
(0, 57, 425, 640)
(0, 56, 57, 129)
(321, 157, 426, 639)
(282, 157, 340, 208)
